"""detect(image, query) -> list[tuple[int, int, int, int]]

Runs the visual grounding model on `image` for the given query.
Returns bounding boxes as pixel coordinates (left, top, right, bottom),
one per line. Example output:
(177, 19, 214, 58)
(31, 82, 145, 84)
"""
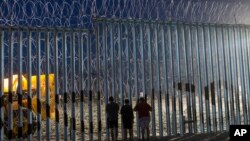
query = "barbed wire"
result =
(0, 0, 250, 28)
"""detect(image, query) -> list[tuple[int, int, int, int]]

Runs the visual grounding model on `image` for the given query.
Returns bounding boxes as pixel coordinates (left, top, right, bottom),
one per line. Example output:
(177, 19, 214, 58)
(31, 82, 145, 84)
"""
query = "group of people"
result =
(106, 96, 152, 141)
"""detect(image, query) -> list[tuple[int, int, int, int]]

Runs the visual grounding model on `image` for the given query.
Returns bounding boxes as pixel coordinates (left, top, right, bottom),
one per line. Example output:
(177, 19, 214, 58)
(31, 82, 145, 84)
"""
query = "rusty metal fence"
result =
(1, 18, 250, 140)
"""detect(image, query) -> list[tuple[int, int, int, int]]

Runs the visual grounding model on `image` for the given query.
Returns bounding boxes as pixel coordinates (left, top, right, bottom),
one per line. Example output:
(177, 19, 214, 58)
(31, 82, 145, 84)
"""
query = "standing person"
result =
(134, 97, 152, 141)
(106, 96, 119, 141)
(120, 99, 134, 141)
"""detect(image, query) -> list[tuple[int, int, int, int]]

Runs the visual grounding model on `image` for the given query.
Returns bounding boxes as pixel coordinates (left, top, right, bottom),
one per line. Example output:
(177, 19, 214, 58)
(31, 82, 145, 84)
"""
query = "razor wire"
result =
(1, 0, 250, 28)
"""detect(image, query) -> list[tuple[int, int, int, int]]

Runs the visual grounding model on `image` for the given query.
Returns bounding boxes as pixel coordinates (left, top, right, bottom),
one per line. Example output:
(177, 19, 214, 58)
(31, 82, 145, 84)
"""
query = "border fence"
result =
(0, 17, 250, 140)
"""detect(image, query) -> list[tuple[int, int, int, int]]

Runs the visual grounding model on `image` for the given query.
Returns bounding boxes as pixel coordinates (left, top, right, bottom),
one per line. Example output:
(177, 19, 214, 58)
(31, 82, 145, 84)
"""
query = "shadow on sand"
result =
(119, 132, 229, 141)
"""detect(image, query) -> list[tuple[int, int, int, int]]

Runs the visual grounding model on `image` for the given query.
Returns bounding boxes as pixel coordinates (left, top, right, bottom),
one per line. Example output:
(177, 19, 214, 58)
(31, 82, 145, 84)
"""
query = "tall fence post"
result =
(36, 31, 42, 141)
(132, 20, 140, 139)
(54, 31, 60, 141)
(63, 31, 69, 141)
(0, 29, 4, 141)
(102, 20, 110, 141)
(95, 20, 102, 141)
(146, 23, 156, 137)
(154, 22, 164, 136)
(245, 27, 250, 125)
(17, 30, 23, 141)
(8, 29, 14, 140)
(45, 31, 51, 141)
(70, 32, 76, 141)
(87, 31, 93, 141)
(79, 31, 85, 141)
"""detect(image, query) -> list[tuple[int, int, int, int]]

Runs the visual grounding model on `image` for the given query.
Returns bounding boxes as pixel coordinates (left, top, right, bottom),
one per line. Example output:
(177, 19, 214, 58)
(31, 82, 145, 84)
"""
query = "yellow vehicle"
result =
(3, 74, 56, 138)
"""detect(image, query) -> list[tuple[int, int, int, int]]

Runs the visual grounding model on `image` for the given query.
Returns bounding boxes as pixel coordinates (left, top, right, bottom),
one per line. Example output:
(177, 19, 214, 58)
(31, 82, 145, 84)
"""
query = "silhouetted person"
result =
(120, 99, 134, 141)
(106, 96, 119, 141)
(134, 97, 152, 141)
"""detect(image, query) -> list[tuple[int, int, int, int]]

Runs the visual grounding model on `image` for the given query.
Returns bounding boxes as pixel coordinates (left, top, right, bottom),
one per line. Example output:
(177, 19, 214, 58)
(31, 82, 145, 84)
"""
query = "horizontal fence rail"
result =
(0, 17, 250, 140)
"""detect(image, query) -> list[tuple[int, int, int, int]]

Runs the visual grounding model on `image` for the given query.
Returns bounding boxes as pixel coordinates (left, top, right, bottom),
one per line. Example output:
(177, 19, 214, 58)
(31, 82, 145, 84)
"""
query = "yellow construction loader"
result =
(3, 74, 56, 138)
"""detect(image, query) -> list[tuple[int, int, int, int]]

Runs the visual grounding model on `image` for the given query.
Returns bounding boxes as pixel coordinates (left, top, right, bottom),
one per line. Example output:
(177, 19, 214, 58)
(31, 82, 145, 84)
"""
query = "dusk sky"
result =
(1, 0, 250, 28)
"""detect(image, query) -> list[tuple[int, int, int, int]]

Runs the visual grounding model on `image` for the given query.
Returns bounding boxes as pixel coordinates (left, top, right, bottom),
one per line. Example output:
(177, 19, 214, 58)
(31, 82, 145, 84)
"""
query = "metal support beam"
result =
(18, 30, 23, 140)
(45, 31, 51, 141)
(132, 21, 140, 139)
(79, 31, 85, 141)
(8, 29, 14, 140)
(36, 31, 42, 141)
(146, 23, 156, 137)
(54, 31, 60, 141)
(70, 32, 76, 141)
(0, 30, 4, 141)
(63, 31, 69, 141)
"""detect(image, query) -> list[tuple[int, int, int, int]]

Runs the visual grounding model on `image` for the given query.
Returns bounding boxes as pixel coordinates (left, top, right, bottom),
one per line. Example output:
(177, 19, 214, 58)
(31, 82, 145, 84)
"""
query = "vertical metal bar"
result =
(27, 30, 33, 141)
(242, 26, 249, 123)
(170, 23, 177, 134)
(63, 31, 68, 141)
(184, 24, 191, 133)
(196, 25, 204, 133)
(179, 23, 188, 134)
(199, 25, 207, 133)
(87, 31, 93, 141)
(0, 30, 4, 141)
(36, 31, 42, 141)
(218, 25, 228, 130)
(209, 25, 217, 132)
(176, 23, 183, 135)
(236, 25, 243, 125)
(139, 21, 146, 104)
(8, 29, 14, 140)
(184, 24, 193, 133)
(18, 30, 23, 140)
(125, 22, 131, 105)
(79, 31, 85, 141)
(203, 25, 211, 133)
(225, 26, 234, 126)
(103, 21, 109, 141)
(216, 26, 224, 130)
(155, 22, 163, 136)
(132, 21, 140, 139)
(241, 26, 249, 124)
(110, 22, 115, 98)
(228, 26, 237, 125)
(232, 26, 241, 124)
(161, 23, 170, 135)
(118, 21, 124, 104)
(242, 26, 249, 124)
(210, 26, 219, 131)
(125, 22, 133, 140)
(147, 23, 156, 137)
(96, 22, 102, 141)
(215, 26, 222, 130)
(222, 26, 230, 130)
(118, 20, 124, 140)
(190, 25, 198, 133)
(245, 27, 250, 124)
(238, 26, 248, 125)
(172, 23, 180, 134)
(70, 32, 76, 141)
(54, 31, 60, 141)
(45, 31, 51, 141)
(166, 24, 173, 135)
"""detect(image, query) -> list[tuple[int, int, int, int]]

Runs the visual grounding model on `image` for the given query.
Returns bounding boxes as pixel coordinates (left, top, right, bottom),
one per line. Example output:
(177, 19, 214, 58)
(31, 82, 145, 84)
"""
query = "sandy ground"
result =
(117, 132, 229, 141)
